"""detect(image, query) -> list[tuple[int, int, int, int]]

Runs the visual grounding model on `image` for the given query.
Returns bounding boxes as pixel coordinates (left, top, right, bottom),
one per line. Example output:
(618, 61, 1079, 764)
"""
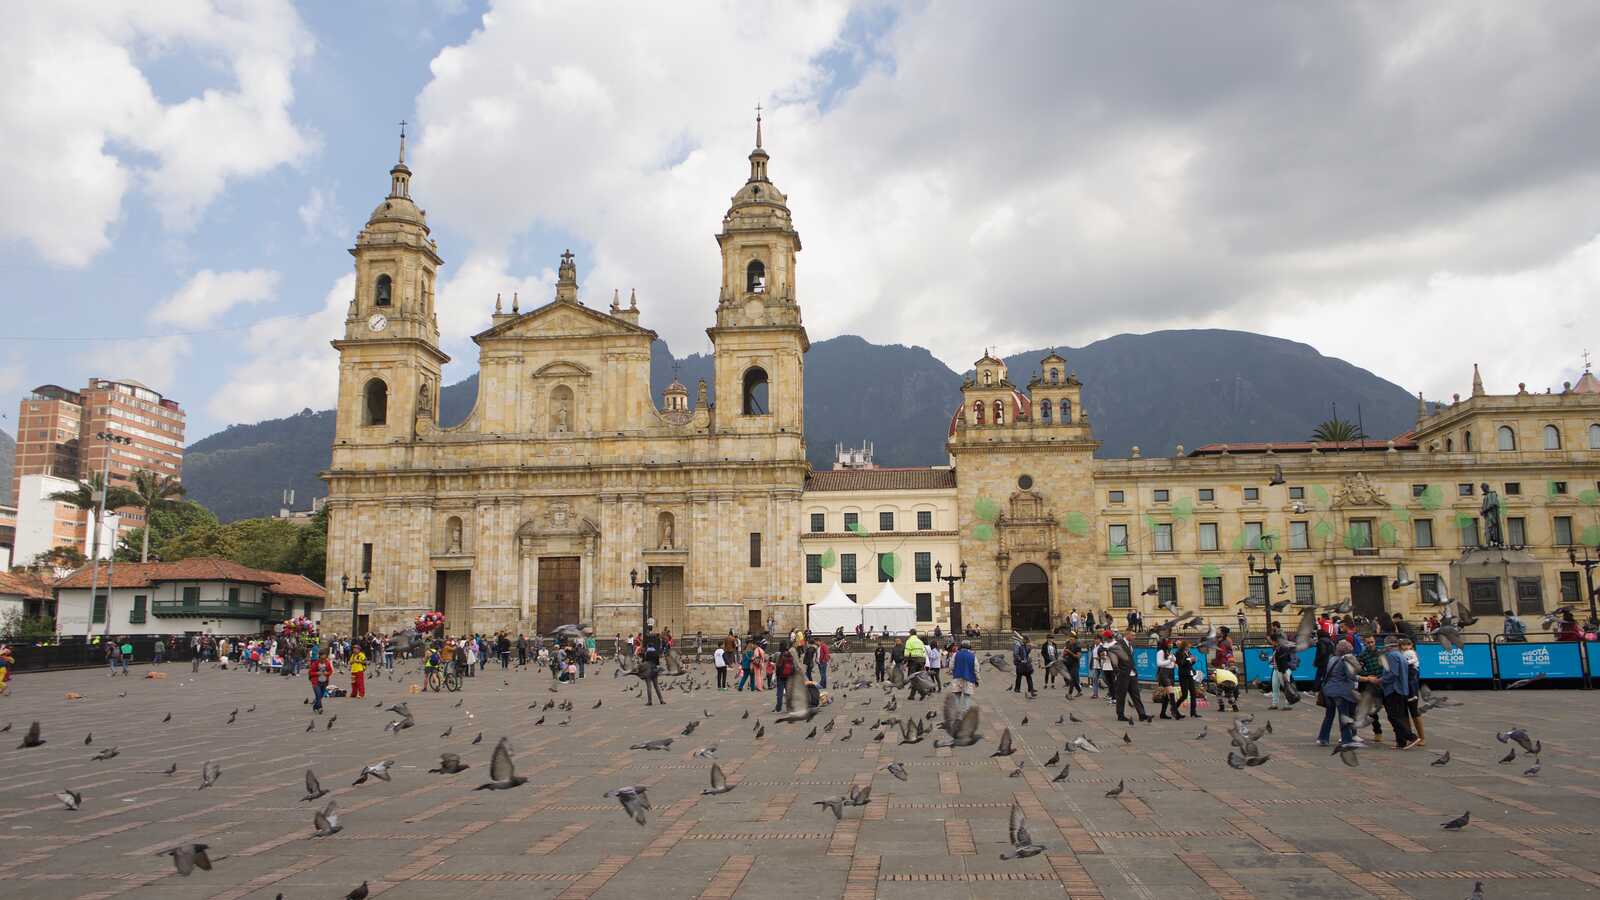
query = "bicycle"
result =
(424, 666, 443, 692)
(443, 666, 463, 692)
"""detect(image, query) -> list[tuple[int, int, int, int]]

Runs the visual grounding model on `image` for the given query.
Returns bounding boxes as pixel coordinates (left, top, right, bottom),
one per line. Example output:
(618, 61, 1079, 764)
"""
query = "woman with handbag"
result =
(1176, 640, 1200, 718)
(1155, 639, 1183, 720)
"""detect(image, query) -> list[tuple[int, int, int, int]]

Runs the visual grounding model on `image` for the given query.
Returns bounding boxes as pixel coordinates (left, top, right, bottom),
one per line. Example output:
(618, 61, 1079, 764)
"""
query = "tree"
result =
(29, 545, 86, 571)
(117, 500, 218, 562)
(127, 470, 186, 562)
(1310, 418, 1368, 443)
(225, 518, 303, 572)
(0, 609, 56, 638)
(47, 473, 139, 564)
(157, 522, 244, 562)
(290, 505, 329, 582)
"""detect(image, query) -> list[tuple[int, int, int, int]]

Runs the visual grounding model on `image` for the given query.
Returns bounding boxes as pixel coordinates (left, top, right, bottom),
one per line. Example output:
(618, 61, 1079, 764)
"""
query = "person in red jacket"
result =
(817, 640, 832, 688)
(308, 647, 333, 713)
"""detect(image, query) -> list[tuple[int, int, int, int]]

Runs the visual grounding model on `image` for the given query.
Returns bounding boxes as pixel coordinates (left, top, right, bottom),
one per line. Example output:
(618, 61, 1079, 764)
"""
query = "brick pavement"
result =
(0, 656, 1597, 898)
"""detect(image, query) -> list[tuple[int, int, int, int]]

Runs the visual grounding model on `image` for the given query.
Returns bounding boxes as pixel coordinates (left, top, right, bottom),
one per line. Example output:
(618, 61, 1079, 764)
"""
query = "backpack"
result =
(778, 652, 796, 679)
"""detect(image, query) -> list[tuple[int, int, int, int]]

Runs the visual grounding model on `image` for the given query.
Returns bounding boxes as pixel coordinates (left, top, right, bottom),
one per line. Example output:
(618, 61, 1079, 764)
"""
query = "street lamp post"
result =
(630, 567, 660, 637)
(1568, 545, 1600, 628)
(90, 431, 133, 639)
(340, 572, 371, 638)
(1247, 540, 1284, 637)
(934, 560, 967, 635)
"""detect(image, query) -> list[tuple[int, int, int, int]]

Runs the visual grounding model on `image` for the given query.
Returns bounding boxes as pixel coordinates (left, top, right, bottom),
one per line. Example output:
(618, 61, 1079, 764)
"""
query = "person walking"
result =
(640, 632, 666, 706)
(736, 642, 755, 691)
(924, 640, 943, 691)
(153, 638, 165, 666)
(1176, 639, 1200, 718)
(349, 643, 367, 699)
(1355, 634, 1385, 742)
(817, 640, 831, 689)
(1040, 638, 1058, 689)
(1011, 636, 1036, 696)
(949, 640, 979, 713)
(1316, 640, 1362, 747)
(1112, 632, 1153, 723)
(873, 643, 887, 682)
(1155, 639, 1184, 719)
(118, 638, 134, 675)
(903, 630, 926, 674)
(308, 648, 333, 713)
(1269, 638, 1296, 710)
(773, 641, 796, 713)
(1379, 638, 1418, 749)
(1400, 637, 1425, 746)
(1062, 633, 1083, 697)
(714, 644, 728, 689)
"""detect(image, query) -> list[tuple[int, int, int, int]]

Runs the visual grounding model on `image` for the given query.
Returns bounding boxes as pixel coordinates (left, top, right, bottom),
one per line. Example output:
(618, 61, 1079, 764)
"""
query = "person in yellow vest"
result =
(903, 629, 926, 674)
(349, 644, 368, 699)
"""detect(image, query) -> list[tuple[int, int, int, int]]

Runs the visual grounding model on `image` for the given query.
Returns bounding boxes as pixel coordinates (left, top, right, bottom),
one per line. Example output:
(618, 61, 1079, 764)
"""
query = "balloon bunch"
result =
(281, 616, 318, 636)
(415, 611, 445, 633)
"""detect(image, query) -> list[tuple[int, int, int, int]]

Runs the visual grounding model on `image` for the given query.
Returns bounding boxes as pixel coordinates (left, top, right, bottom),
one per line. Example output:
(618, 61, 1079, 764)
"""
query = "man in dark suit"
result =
(1112, 633, 1152, 723)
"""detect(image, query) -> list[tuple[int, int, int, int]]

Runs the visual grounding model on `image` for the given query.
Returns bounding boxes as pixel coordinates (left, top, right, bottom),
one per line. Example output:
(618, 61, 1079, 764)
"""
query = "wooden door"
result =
(537, 557, 581, 635)
(442, 571, 471, 633)
(648, 567, 686, 637)
(748, 609, 762, 635)
(1350, 576, 1385, 623)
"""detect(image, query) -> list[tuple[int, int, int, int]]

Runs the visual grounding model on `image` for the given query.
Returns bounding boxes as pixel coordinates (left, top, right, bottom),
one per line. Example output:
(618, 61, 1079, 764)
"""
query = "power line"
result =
(0, 308, 329, 342)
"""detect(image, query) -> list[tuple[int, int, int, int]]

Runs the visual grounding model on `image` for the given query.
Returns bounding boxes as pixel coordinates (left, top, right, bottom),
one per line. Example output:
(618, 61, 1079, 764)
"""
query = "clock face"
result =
(367, 313, 388, 333)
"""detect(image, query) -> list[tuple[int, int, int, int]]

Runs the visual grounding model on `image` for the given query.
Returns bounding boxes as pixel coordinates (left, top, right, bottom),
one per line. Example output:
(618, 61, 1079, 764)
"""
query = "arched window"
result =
(982, 369, 992, 385)
(746, 260, 766, 294)
(973, 400, 985, 425)
(1049, 369, 1060, 384)
(549, 384, 574, 432)
(1040, 398, 1052, 423)
(1059, 398, 1072, 423)
(1590, 423, 1600, 449)
(1543, 424, 1562, 450)
(1497, 425, 1516, 451)
(363, 378, 387, 426)
(444, 515, 463, 553)
(1463, 431, 1473, 452)
(374, 274, 392, 307)
(993, 399, 1005, 425)
(741, 367, 769, 415)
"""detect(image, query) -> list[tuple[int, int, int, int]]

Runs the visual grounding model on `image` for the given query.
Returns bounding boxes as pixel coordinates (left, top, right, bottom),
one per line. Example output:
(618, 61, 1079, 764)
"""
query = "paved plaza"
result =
(1, 655, 1597, 900)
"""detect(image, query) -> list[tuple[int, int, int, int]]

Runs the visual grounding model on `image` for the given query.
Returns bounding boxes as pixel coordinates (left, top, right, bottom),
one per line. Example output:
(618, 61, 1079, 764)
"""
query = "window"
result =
(1248, 575, 1266, 603)
(1497, 425, 1516, 451)
(993, 399, 1004, 425)
(1446, 438, 1454, 452)
(227, 587, 240, 605)
(92, 592, 107, 624)
(1507, 517, 1526, 547)
(374, 273, 392, 307)
(1198, 488, 1214, 502)
(1153, 489, 1170, 503)
(1108, 490, 1125, 504)
(1059, 398, 1072, 422)
(1505, 482, 1521, 496)
(1458, 483, 1475, 496)
(1198, 523, 1219, 551)
(363, 378, 388, 426)
(745, 532, 765, 568)
(1108, 524, 1129, 552)
(741, 367, 769, 415)
(1554, 516, 1574, 546)
(1560, 571, 1582, 604)
(844, 512, 859, 532)
(1348, 519, 1374, 552)
(1202, 576, 1223, 607)
(1040, 399, 1052, 423)
(746, 259, 766, 293)
(1420, 573, 1441, 603)
(1243, 522, 1263, 550)
(1156, 577, 1177, 607)
(1243, 487, 1260, 502)
(1464, 431, 1474, 451)
(361, 543, 373, 575)
(1467, 578, 1501, 616)
(1515, 578, 1544, 614)
(1552, 481, 1568, 495)
(1290, 521, 1309, 550)
(915, 592, 933, 621)
(129, 594, 147, 624)
(973, 400, 985, 425)
(841, 554, 857, 583)
(1049, 369, 1060, 384)
(1459, 517, 1479, 548)
(879, 511, 895, 532)
(1110, 578, 1132, 608)
(1544, 425, 1562, 450)
(917, 510, 933, 531)
(1590, 423, 1600, 449)
(877, 553, 895, 582)
(1411, 484, 1428, 498)
(809, 512, 825, 533)
(1294, 575, 1315, 605)
(806, 554, 822, 584)
(915, 552, 932, 582)
(1153, 523, 1173, 552)
(1413, 519, 1434, 548)
(1288, 486, 1305, 500)
(183, 586, 200, 604)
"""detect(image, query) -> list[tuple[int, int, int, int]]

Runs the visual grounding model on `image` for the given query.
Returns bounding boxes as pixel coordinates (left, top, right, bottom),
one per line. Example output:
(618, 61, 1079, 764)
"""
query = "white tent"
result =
(863, 583, 917, 635)
(807, 583, 861, 634)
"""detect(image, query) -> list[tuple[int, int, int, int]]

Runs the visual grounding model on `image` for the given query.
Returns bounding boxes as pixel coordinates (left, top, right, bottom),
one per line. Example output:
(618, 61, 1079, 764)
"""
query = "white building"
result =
(13, 472, 120, 566)
(54, 558, 325, 637)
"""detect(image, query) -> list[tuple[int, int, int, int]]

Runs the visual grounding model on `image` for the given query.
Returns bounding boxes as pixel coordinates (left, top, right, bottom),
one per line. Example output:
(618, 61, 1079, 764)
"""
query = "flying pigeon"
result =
(353, 760, 394, 785)
(702, 763, 735, 795)
(17, 721, 44, 749)
(198, 760, 222, 789)
(430, 753, 470, 774)
(476, 738, 528, 790)
(302, 769, 328, 801)
(161, 843, 213, 876)
(55, 789, 82, 811)
(606, 785, 651, 824)
(311, 801, 342, 838)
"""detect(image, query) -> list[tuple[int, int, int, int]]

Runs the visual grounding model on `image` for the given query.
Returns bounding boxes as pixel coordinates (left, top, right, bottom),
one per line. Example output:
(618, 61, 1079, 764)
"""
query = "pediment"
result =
(532, 360, 592, 378)
(473, 300, 656, 344)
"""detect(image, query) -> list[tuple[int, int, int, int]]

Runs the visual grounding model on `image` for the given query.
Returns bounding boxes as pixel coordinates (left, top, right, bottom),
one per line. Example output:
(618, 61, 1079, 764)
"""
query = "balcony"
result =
(152, 600, 282, 621)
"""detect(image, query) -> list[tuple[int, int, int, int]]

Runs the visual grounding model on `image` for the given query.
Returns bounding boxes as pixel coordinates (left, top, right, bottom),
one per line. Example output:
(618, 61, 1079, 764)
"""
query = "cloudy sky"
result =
(5, 1, 1600, 443)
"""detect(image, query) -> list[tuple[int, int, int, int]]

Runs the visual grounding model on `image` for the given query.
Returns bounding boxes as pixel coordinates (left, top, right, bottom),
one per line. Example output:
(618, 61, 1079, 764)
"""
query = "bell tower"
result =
(710, 107, 808, 435)
(332, 122, 449, 445)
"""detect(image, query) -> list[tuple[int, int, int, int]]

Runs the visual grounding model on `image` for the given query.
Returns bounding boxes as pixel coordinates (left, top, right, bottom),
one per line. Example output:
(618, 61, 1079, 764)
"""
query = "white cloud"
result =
(207, 273, 353, 422)
(150, 268, 280, 329)
(86, 335, 193, 397)
(0, 0, 316, 266)
(297, 187, 334, 239)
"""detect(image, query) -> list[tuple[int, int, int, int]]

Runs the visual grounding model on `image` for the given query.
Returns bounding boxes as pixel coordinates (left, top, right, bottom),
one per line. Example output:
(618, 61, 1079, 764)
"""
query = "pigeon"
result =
(1105, 779, 1126, 798)
(1045, 751, 1060, 766)
(353, 760, 394, 785)
(702, 763, 735, 795)
(226, 709, 237, 725)
(17, 721, 43, 749)
(805, 726, 817, 740)
(1068, 713, 1082, 723)
(631, 738, 674, 751)
(606, 785, 651, 824)
(1505, 674, 1546, 690)
(934, 694, 982, 748)
(1440, 811, 1471, 830)
(440, 726, 453, 739)
(1430, 751, 1451, 767)
(1008, 763, 1025, 778)
(1051, 763, 1071, 783)
(1193, 725, 1208, 740)
(813, 796, 846, 820)
(246, 705, 256, 713)
(85, 732, 92, 745)
(476, 738, 528, 790)
(681, 721, 699, 736)
(1523, 759, 1542, 777)
(159, 762, 178, 776)
(1002, 818, 1047, 860)
(1070, 735, 1101, 753)
(429, 752, 470, 774)
(91, 746, 119, 761)
(1498, 748, 1517, 764)
(0, 722, 8, 732)
(533, 716, 545, 726)
(991, 727, 1016, 756)
(305, 721, 315, 733)
(386, 702, 412, 717)
(162, 843, 213, 876)
(1496, 729, 1540, 754)
(741, 709, 750, 719)
(199, 760, 222, 789)
(346, 881, 369, 900)
(55, 789, 82, 811)
(884, 762, 909, 782)
(754, 724, 766, 739)
(1333, 743, 1359, 767)
(471, 732, 483, 744)
(312, 801, 343, 837)
(302, 770, 328, 801)
(1122, 732, 1132, 745)
(693, 745, 719, 759)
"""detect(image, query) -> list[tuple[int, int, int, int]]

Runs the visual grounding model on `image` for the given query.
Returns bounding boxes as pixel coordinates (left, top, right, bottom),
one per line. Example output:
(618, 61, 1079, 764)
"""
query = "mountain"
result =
(181, 330, 1419, 521)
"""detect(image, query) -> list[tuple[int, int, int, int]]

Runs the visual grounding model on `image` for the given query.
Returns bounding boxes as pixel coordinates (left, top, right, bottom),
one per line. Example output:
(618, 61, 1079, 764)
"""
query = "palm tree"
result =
(128, 470, 187, 562)
(48, 473, 139, 565)
(1310, 417, 1368, 443)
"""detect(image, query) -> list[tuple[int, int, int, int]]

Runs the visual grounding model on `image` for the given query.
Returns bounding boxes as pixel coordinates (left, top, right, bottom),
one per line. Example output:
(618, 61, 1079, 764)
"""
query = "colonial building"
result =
(54, 558, 325, 637)
(324, 119, 809, 637)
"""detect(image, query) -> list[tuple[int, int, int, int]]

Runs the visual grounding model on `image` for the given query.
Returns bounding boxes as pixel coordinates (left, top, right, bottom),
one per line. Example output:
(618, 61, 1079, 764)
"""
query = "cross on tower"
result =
(1585, 348, 1592, 373)
(754, 102, 763, 149)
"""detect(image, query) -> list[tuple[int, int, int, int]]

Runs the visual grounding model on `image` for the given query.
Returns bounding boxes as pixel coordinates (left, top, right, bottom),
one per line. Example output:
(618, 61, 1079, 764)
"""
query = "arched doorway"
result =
(1008, 563, 1050, 632)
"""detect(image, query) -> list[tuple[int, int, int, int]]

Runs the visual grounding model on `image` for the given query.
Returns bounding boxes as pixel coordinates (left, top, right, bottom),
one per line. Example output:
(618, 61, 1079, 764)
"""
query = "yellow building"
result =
(324, 121, 809, 638)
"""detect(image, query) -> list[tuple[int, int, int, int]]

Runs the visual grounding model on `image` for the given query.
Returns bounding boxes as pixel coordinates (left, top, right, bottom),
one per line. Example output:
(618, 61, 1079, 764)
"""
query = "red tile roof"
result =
(805, 468, 957, 492)
(0, 571, 54, 601)
(1186, 437, 1417, 456)
(54, 557, 325, 599)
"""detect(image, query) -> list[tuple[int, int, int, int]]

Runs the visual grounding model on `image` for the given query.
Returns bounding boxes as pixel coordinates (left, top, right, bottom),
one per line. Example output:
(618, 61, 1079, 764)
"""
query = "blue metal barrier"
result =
(1133, 646, 1209, 682)
(1491, 635, 1590, 689)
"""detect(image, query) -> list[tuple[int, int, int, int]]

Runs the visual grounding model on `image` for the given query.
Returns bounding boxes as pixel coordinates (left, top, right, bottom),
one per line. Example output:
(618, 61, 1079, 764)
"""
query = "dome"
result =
(664, 379, 688, 395)
(948, 389, 1031, 436)
(367, 194, 427, 229)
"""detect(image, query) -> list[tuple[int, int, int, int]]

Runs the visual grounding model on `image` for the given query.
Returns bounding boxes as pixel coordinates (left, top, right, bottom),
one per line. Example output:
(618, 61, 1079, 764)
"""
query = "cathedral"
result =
(323, 120, 810, 638)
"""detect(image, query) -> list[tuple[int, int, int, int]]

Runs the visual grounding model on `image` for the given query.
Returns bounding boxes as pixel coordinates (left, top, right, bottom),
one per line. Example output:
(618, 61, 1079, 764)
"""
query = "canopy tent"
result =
(807, 583, 862, 634)
(863, 583, 917, 635)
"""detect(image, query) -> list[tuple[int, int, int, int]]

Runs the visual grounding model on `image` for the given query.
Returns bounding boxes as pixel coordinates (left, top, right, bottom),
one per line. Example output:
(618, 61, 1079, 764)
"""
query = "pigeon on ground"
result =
(1045, 751, 1060, 766)
(1441, 811, 1471, 830)
(161, 843, 213, 876)
(693, 745, 719, 759)
(472, 732, 483, 744)
(1123, 732, 1132, 745)
(226, 709, 237, 725)
(312, 801, 342, 837)
(741, 709, 750, 719)
(1523, 759, 1542, 777)
(346, 881, 369, 900)
(631, 738, 674, 751)
(754, 724, 766, 739)
(1430, 751, 1451, 767)
(606, 785, 651, 824)
(199, 760, 222, 789)
(1052, 763, 1071, 782)
(85, 732, 92, 745)
(91, 746, 119, 761)
(305, 721, 315, 733)
(17, 721, 43, 749)
(159, 762, 178, 776)
(430, 753, 470, 774)
(1498, 748, 1517, 764)
(440, 726, 452, 739)
(0, 722, 9, 732)
(884, 762, 909, 781)
(162, 713, 171, 723)
(1194, 725, 1208, 740)
(353, 760, 394, 785)
(1105, 779, 1126, 797)
(55, 789, 82, 811)
(682, 721, 699, 736)
(702, 763, 735, 795)
(327, 715, 338, 730)
(302, 770, 328, 801)
(476, 738, 528, 790)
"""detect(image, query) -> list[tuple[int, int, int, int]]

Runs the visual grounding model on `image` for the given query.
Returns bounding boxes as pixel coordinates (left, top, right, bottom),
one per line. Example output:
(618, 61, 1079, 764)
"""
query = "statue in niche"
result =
(418, 382, 433, 415)
(552, 395, 571, 433)
(659, 513, 675, 549)
(1480, 483, 1503, 547)
(447, 518, 462, 554)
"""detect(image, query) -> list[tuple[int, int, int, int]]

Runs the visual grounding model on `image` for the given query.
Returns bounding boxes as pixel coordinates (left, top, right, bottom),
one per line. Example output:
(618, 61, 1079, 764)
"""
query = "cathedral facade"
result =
(323, 125, 810, 638)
